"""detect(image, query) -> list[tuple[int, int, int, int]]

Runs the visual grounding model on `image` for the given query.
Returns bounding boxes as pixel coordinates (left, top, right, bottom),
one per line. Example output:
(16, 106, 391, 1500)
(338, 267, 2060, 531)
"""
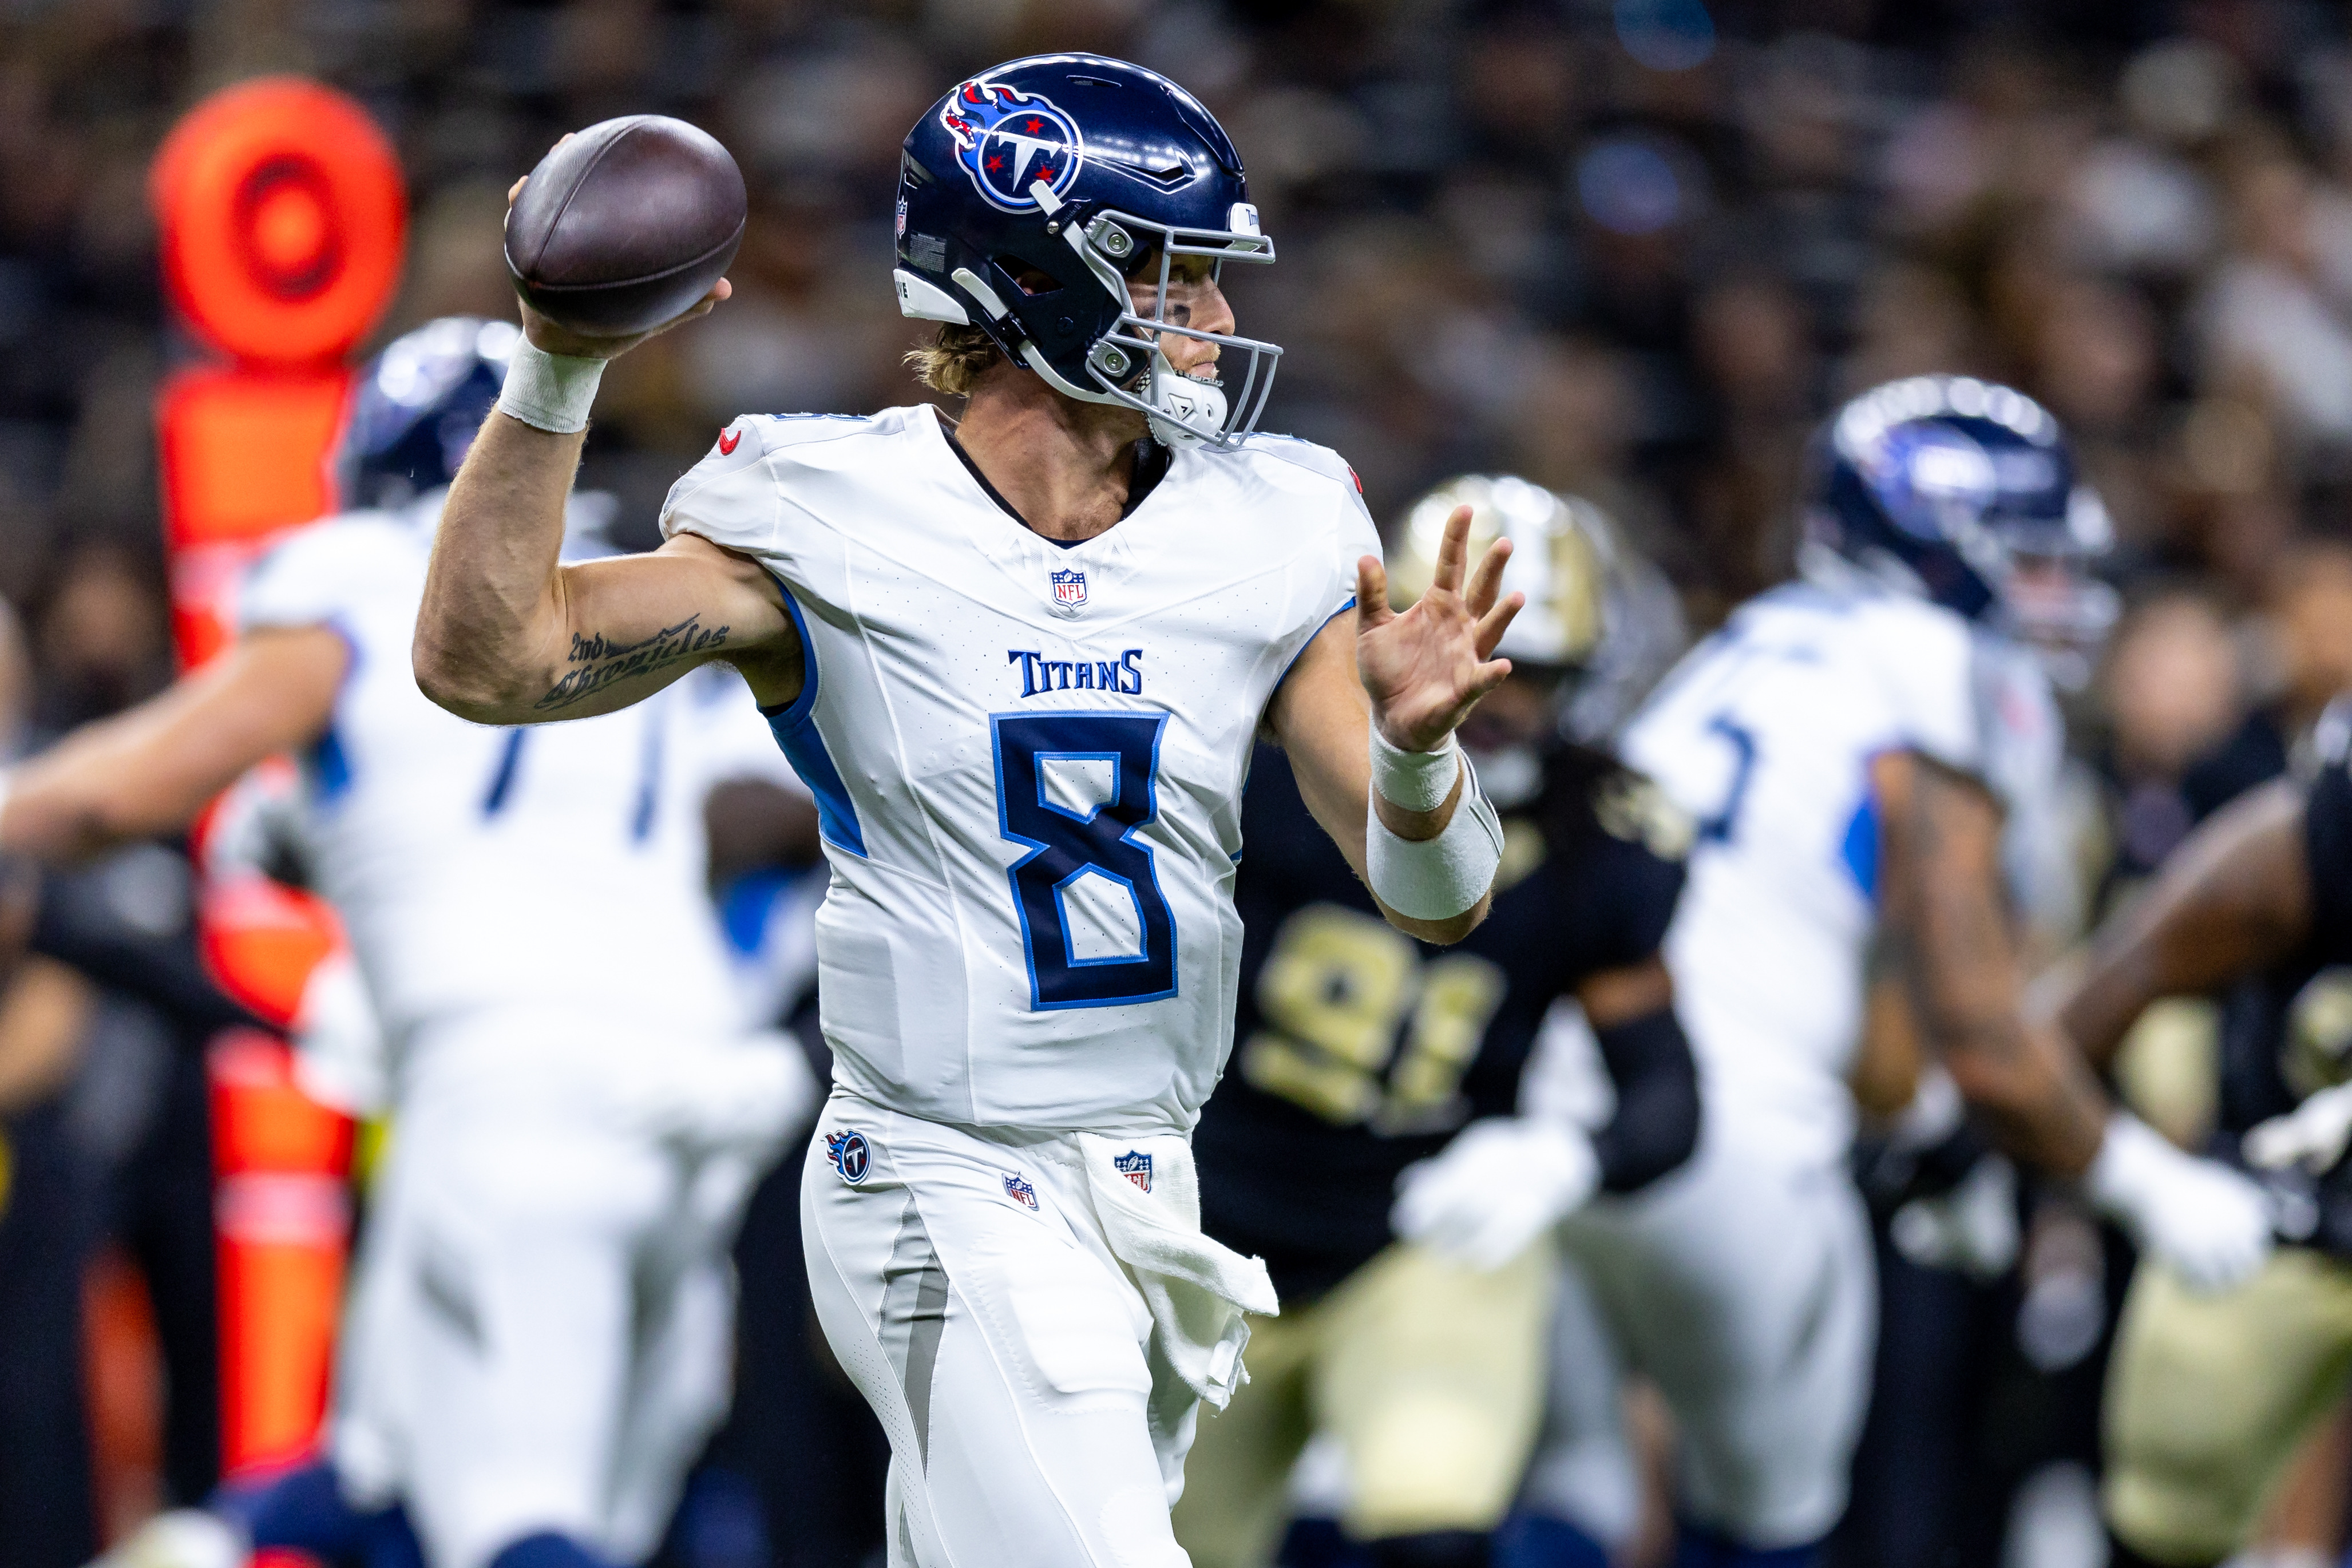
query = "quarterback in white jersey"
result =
(1502, 377, 2278, 1565)
(414, 55, 1523, 1568)
(5, 319, 815, 1568)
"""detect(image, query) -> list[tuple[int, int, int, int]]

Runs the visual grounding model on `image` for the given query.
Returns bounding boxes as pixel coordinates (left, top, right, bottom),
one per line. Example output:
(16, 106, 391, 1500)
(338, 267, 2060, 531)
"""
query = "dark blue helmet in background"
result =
(893, 54, 1279, 449)
(1803, 375, 2119, 686)
(334, 316, 520, 513)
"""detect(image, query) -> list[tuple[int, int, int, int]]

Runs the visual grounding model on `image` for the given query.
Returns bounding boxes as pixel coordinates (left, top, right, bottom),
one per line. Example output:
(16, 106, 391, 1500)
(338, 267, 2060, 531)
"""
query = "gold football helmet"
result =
(1388, 474, 1684, 740)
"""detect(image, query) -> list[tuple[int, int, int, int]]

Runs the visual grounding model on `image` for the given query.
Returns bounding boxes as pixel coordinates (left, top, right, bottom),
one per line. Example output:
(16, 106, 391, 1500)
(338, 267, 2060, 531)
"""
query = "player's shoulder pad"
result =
(1588, 765, 1697, 864)
(662, 407, 924, 537)
(1545, 746, 1694, 864)
(1231, 431, 1367, 496)
(679, 408, 909, 476)
(1227, 433, 1380, 573)
(240, 509, 422, 631)
(251, 509, 421, 581)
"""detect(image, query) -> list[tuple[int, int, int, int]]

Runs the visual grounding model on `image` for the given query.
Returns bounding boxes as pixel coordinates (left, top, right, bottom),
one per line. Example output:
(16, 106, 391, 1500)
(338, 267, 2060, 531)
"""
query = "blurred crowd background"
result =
(14, 0, 2352, 1565)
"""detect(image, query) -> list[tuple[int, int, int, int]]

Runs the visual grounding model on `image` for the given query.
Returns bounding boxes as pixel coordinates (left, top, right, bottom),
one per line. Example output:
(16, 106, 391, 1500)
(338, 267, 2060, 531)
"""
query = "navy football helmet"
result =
(334, 316, 520, 512)
(1802, 375, 2118, 684)
(893, 55, 1278, 449)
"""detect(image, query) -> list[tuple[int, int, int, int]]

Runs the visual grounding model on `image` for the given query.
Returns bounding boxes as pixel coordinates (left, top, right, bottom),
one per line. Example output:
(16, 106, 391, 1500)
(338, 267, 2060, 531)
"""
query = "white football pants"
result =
(800, 1088, 1199, 1568)
(331, 1020, 765, 1568)
(1545, 1117, 1876, 1549)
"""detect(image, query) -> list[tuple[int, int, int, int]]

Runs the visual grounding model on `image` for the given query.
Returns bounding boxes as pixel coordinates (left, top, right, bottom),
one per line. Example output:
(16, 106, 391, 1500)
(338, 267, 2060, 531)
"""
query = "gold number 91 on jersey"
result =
(1240, 904, 1507, 1134)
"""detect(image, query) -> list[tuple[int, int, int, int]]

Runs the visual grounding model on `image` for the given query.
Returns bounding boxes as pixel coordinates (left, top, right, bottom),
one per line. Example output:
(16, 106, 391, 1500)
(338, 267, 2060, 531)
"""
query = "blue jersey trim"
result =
(763, 582, 866, 857)
(308, 723, 354, 806)
(1273, 597, 1355, 697)
(300, 613, 365, 810)
(480, 728, 526, 817)
(630, 703, 664, 844)
(718, 866, 796, 956)
(1841, 791, 1879, 901)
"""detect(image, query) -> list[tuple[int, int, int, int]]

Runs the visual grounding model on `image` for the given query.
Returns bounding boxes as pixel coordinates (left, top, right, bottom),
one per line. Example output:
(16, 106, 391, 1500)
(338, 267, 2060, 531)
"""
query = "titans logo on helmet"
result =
(826, 1129, 872, 1185)
(939, 78, 1086, 213)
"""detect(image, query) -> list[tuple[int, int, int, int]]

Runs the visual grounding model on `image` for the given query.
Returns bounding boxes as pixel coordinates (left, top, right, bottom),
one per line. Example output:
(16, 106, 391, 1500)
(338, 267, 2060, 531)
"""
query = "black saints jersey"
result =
(1194, 742, 1690, 1303)
(2216, 730, 2352, 1257)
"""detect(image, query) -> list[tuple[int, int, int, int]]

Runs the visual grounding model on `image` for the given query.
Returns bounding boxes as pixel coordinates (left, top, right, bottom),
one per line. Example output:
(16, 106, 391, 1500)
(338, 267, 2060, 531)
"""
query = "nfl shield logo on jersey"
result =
(825, 1130, 872, 1185)
(1114, 1149, 1153, 1193)
(1051, 568, 1087, 609)
(1003, 1172, 1039, 1210)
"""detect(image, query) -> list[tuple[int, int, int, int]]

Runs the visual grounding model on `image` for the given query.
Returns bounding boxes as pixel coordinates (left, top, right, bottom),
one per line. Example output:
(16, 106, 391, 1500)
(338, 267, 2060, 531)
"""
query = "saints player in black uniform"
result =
(2042, 703, 2352, 1567)
(1174, 478, 1701, 1568)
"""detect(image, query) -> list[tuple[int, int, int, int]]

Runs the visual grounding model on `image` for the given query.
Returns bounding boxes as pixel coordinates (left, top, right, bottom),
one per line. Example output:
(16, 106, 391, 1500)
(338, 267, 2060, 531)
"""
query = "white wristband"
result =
(1366, 757, 1503, 920)
(497, 339, 606, 434)
(1370, 726, 1462, 813)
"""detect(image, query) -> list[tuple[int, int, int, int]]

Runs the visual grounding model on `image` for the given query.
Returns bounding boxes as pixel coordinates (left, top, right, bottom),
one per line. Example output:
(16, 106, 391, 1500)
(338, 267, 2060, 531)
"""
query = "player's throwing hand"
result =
(1354, 504, 1524, 753)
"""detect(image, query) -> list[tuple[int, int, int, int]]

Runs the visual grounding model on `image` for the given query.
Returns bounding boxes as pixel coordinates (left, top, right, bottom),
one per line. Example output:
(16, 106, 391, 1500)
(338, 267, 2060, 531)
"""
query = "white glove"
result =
(2086, 1112, 2272, 1292)
(1391, 1116, 1600, 1272)
(1891, 1154, 2020, 1280)
(89, 1507, 246, 1568)
(605, 1032, 819, 1161)
(2244, 1082, 2352, 1176)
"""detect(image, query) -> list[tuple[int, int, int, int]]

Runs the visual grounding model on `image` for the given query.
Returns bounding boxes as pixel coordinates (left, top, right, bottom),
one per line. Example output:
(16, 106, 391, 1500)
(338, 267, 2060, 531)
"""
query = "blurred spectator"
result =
(2182, 536, 2352, 814)
(2090, 589, 2245, 900)
(23, 539, 171, 738)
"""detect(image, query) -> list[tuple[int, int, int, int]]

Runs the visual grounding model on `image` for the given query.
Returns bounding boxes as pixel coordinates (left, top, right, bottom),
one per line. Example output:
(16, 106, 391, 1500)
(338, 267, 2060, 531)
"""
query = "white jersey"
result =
(238, 499, 789, 1058)
(1620, 581, 2065, 1168)
(660, 404, 1377, 1134)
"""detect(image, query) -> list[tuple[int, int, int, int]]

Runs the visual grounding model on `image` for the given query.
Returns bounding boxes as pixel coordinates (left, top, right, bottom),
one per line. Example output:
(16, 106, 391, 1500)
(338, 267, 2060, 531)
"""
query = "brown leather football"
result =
(504, 116, 746, 336)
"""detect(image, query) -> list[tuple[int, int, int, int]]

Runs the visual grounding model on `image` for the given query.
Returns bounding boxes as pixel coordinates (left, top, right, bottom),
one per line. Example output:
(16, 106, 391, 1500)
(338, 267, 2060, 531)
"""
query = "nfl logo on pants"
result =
(1114, 1149, 1153, 1193)
(1051, 568, 1087, 608)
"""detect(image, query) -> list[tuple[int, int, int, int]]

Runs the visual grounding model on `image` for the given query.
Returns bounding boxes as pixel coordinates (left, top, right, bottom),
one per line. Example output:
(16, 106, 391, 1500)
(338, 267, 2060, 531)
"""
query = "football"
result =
(503, 115, 746, 336)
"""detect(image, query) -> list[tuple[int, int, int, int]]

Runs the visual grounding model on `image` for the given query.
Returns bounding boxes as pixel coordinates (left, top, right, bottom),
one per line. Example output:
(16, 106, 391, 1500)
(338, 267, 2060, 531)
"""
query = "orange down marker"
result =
(148, 77, 405, 1482)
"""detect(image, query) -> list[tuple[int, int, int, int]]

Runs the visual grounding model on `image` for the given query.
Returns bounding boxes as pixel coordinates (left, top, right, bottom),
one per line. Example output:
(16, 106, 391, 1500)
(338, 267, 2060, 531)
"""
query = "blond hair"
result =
(905, 322, 1002, 396)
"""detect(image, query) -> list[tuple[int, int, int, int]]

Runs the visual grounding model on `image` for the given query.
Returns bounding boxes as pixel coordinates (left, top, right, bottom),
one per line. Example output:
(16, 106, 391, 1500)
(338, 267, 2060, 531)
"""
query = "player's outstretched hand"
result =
(504, 143, 731, 361)
(1355, 504, 1525, 753)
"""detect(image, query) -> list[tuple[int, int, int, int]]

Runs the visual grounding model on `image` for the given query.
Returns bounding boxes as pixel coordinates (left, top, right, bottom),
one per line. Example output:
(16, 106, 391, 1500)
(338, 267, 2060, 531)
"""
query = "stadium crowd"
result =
(9, 1, 2352, 1567)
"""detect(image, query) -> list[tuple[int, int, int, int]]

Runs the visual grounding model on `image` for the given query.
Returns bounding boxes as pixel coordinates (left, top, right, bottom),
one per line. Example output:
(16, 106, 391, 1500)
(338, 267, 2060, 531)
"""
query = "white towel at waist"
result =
(1075, 1131, 1279, 1408)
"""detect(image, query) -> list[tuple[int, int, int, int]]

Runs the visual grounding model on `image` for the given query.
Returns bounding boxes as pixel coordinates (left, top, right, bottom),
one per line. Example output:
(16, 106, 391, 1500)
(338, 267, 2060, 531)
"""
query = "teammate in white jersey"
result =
(1476, 376, 2277, 1568)
(411, 54, 1522, 1568)
(0, 319, 815, 1568)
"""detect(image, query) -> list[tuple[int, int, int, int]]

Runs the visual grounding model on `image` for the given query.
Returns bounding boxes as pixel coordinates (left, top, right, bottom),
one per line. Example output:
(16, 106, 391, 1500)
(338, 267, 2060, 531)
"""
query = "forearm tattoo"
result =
(534, 613, 730, 711)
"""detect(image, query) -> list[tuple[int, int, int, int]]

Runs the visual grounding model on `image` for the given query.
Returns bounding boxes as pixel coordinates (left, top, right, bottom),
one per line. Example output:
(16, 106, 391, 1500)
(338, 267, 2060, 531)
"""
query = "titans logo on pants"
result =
(939, 79, 1086, 213)
(826, 1129, 872, 1185)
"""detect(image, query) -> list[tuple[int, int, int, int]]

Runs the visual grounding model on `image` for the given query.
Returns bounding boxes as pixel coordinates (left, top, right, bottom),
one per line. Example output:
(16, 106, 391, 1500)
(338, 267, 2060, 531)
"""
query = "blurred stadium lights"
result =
(1576, 135, 1688, 237)
(1614, 0, 1717, 73)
